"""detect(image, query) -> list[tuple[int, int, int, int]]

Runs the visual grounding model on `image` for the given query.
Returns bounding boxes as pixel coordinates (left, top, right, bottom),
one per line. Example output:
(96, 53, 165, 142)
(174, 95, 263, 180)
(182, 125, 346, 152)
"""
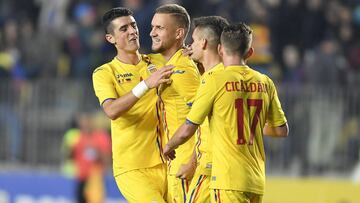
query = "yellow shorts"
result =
(115, 164, 167, 203)
(211, 189, 263, 203)
(167, 174, 190, 203)
(186, 172, 210, 203)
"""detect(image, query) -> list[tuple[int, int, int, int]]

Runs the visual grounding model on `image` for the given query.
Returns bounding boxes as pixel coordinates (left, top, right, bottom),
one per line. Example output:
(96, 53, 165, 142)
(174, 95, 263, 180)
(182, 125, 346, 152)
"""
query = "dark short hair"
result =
(155, 4, 190, 38)
(102, 7, 133, 34)
(220, 22, 253, 56)
(193, 16, 229, 48)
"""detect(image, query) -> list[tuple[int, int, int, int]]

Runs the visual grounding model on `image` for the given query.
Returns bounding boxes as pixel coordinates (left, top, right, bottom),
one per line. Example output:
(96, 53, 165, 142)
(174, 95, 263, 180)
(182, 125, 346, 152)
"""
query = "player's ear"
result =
(244, 47, 254, 60)
(105, 34, 116, 45)
(201, 39, 207, 50)
(175, 28, 185, 40)
(218, 44, 223, 57)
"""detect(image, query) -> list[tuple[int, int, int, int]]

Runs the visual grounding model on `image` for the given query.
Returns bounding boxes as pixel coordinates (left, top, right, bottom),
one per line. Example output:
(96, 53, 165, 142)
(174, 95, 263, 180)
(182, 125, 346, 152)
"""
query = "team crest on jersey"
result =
(147, 64, 157, 73)
(116, 73, 133, 84)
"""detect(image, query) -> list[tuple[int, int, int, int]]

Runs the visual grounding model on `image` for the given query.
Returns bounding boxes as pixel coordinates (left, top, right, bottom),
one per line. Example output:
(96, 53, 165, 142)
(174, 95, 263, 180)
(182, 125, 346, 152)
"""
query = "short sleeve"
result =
(187, 75, 216, 125)
(92, 67, 118, 106)
(266, 78, 287, 127)
(170, 64, 200, 105)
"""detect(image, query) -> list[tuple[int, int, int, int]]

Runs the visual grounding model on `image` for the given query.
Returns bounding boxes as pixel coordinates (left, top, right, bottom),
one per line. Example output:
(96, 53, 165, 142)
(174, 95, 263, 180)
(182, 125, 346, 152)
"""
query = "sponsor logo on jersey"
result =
(173, 70, 185, 74)
(116, 73, 134, 84)
(147, 64, 157, 73)
(117, 73, 134, 78)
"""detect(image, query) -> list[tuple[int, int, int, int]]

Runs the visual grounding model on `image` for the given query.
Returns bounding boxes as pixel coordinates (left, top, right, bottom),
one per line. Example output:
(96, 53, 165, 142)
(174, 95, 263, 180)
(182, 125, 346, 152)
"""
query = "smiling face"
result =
(105, 15, 139, 53)
(150, 13, 178, 54)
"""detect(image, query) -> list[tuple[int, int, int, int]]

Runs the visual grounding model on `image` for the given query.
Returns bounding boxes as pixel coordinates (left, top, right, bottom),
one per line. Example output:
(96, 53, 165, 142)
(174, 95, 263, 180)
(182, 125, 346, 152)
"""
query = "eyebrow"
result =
(119, 22, 136, 30)
(152, 24, 163, 28)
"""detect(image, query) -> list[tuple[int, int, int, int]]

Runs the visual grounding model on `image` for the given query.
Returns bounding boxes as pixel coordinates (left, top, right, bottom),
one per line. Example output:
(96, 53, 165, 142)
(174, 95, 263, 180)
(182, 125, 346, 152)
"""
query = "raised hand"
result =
(182, 45, 193, 57)
(145, 65, 174, 88)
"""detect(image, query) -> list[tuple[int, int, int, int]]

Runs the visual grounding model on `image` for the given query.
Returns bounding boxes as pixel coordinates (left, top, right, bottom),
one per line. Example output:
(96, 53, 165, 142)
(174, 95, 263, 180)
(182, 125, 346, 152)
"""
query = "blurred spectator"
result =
(61, 118, 81, 178)
(64, 2, 105, 78)
(74, 111, 111, 203)
(248, 23, 272, 66)
(304, 38, 348, 174)
(282, 44, 303, 83)
(120, 0, 159, 53)
(35, 0, 70, 77)
(36, 0, 69, 33)
(18, 18, 45, 78)
(0, 18, 21, 78)
(0, 105, 22, 162)
(300, 0, 326, 52)
(346, 40, 360, 84)
(340, 117, 360, 167)
(303, 38, 348, 85)
(267, 0, 303, 73)
(62, 111, 111, 203)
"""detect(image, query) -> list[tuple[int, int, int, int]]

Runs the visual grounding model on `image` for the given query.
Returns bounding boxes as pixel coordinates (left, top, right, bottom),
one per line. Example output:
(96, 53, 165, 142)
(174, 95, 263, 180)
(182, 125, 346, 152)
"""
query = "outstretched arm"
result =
(102, 65, 173, 120)
(163, 120, 199, 160)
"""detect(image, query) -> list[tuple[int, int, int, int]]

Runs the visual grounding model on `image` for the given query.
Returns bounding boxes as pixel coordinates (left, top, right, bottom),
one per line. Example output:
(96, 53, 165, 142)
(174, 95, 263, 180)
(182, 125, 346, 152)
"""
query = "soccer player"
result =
(183, 16, 229, 203)
(92, 7, 173, 202)
(163, 22, 289, 203)
(149, 4, 201, 203)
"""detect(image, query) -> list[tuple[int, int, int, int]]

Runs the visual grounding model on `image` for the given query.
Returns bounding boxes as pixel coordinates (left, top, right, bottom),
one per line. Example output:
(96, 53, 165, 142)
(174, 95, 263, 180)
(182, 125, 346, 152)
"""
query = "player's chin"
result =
(151, 44, 163, 53)
(126, 44, 140, 52)
(190, 55, 198, 61)
(129, 40, 140, 47)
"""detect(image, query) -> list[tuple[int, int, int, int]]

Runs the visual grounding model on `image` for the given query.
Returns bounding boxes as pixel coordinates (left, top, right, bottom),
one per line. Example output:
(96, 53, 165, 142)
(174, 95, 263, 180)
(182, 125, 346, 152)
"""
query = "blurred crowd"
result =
(0, 0, 359, 84)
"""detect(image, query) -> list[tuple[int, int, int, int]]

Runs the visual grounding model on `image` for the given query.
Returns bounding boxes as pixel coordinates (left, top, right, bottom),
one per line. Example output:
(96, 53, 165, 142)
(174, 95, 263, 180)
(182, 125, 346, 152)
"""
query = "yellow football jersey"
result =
(196, 63, 224, 176)
(149, 49, 200, 175)
(92, 56, 164, 177)
(187, 65, 287, 194)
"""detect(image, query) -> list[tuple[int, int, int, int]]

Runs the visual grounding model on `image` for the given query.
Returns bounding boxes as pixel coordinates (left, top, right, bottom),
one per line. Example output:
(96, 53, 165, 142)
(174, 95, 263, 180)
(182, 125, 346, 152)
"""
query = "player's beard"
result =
(151, 37, 174, 54)
(152, 45, 166, 54)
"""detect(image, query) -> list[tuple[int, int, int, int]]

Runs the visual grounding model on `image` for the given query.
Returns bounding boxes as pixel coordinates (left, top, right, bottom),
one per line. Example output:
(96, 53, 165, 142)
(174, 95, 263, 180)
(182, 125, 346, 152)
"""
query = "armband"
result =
(132, 81, 149, 98)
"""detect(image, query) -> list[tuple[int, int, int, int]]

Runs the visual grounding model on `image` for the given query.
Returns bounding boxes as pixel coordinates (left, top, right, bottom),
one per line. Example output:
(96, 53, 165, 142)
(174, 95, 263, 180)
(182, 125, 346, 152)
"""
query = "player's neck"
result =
(116, 50, 141, 65)
(202, 52, 221, 72)
(161, 42, 183, 61)
(223, 55, 246, 67)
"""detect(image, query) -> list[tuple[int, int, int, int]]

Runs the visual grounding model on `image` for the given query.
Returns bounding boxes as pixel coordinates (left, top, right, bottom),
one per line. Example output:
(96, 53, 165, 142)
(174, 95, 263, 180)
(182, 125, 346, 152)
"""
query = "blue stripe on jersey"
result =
(181, 179, 187, 202)
(188, 175, 203, 203)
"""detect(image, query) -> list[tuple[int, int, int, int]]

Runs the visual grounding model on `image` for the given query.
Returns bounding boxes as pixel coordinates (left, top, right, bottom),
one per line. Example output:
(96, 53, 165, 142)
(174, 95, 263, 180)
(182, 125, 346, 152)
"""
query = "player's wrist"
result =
(132, 81, 149, 98)
(166, 143, 175, 151)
